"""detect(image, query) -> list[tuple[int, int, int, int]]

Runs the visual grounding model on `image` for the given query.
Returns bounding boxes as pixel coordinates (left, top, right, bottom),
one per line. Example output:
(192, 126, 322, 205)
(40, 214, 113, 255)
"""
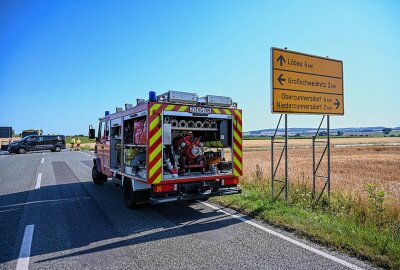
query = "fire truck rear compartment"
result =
(121, 114, 234, 181)
(161, 115, 233, 179)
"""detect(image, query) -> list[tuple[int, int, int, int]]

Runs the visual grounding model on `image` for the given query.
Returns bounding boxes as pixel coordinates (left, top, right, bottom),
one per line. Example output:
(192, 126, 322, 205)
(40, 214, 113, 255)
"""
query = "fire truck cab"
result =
(89, 91, 242, 208)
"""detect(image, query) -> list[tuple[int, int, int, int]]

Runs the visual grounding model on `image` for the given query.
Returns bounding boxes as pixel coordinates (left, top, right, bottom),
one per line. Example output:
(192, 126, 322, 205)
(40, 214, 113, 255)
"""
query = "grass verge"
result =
(211, 181, 400, 269)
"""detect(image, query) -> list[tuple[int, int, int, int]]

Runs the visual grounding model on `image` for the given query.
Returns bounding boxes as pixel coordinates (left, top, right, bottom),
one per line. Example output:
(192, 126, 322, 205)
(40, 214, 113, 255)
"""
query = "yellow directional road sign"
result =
(271, 48, 344, 115)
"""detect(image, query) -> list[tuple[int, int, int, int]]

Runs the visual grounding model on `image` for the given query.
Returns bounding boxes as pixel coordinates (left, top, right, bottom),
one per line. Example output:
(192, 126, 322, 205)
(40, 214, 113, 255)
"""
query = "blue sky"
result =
(1, 0, 399, 134)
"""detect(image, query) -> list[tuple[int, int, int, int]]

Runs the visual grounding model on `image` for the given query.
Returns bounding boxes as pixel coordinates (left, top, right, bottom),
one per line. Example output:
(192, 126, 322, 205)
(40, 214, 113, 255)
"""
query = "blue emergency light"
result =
(149, 91, 157, 102)
(105, 111, 110, 116)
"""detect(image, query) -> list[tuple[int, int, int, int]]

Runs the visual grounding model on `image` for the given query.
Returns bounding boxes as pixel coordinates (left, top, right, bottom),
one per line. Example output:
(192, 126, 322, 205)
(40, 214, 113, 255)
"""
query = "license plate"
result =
(190, 107, 212, 114)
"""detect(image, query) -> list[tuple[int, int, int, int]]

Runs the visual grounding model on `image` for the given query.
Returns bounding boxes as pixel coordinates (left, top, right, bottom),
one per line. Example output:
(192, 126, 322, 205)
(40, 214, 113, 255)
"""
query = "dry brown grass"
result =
(242, 145, 400, 208)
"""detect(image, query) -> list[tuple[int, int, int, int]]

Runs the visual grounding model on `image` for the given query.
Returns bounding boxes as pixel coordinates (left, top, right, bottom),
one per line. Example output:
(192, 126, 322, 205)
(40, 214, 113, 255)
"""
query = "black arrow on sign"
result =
(334, 99, 340, 109)
(277, 74, 286, 86)
(277, 55, 286, 66)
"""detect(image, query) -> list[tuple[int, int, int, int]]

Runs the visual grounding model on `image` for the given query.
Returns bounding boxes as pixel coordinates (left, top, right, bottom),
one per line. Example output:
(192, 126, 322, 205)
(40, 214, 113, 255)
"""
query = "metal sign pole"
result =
(284, 114, 288, 201)
(312, 135, 316, 199)
(271, 114, 288, 201)
(271, 130, 275, 199)
(312, 115, 332, 203)
(327, 115, 331, 201)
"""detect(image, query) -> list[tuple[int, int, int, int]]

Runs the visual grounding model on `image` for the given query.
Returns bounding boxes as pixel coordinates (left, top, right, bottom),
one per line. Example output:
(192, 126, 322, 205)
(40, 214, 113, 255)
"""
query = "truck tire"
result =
(54, 146, 61, 152)
(124, 181, 138, 209)
(92, 166, 107, 185)
(18, 148, 27, 154)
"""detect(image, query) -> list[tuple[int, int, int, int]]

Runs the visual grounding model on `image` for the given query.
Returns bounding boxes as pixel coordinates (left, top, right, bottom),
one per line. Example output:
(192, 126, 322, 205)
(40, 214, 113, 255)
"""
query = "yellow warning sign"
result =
(271, 48, 344, 115)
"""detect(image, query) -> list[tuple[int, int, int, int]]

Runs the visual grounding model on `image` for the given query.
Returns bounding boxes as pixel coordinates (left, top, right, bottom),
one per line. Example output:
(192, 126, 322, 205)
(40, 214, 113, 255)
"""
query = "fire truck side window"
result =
(98, 121, 104, 141)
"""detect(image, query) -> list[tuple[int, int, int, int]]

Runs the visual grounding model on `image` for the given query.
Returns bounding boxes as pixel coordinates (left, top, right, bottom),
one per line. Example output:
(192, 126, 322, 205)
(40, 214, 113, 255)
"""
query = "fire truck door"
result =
(97, 120, 106, 172)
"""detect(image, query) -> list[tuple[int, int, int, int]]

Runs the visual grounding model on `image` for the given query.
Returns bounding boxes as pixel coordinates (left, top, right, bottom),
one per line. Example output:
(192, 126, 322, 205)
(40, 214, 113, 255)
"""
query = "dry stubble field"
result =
(242, 137, 400, 206)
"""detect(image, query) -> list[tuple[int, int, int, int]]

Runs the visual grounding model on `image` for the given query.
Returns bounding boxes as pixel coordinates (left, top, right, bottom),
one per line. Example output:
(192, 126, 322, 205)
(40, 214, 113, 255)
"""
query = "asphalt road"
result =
(0, 150, 377, 270)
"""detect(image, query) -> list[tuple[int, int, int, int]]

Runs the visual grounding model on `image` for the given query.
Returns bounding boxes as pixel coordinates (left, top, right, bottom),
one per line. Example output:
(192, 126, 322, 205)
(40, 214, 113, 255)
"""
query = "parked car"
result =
(8, 135, 66, 154)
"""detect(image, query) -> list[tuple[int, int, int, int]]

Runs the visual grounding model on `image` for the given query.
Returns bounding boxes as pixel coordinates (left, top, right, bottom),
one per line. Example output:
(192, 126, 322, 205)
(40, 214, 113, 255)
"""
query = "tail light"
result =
(221, 178, 238, 186)
(153, 184, 177, 193)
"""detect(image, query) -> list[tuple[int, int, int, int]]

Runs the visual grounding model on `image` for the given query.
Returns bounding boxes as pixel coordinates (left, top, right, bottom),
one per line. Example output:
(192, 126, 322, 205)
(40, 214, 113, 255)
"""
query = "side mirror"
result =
(88, 125, 96, 140)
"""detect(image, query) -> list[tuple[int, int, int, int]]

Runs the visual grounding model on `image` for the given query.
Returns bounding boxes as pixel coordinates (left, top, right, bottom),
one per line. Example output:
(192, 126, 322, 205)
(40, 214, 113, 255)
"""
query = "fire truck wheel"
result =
(92, 166, 107, 185)
(124, 182, 137, 209)
(18, 148, 27, 154)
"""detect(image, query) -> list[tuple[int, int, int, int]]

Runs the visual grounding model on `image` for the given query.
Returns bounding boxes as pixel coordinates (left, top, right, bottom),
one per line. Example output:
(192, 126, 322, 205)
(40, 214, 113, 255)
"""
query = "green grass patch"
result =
(211, 181, 400, 269)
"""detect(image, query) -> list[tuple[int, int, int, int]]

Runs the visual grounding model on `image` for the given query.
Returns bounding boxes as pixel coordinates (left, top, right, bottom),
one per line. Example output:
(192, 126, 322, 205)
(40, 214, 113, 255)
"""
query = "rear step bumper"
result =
(150, 187, 242, 204)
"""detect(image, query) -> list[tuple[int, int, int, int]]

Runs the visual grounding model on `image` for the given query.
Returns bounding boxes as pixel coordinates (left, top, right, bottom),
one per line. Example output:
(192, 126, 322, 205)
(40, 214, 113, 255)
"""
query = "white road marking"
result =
(40, 158, 44, 164)
(201, 202, 364, 270)
(35, 173, 42, 190)
(42, 152, 45, 155)
(79, 151, 95, 158)
(16, 224, 34, 270)
(0, 208, 21, 213)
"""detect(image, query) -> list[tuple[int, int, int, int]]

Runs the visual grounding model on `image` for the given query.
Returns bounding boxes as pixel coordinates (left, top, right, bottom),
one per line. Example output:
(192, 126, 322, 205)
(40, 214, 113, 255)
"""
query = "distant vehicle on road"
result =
(8, 135, 66, 154)
(21, 129, 43, 138)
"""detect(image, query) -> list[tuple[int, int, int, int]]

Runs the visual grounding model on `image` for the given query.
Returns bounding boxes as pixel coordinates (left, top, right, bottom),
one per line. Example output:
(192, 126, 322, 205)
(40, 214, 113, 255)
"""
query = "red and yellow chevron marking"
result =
(212, 108, 242, 118)
(147, 104, 163, 184)
(232, 114, 243, 177)
(147, 103, 242, 183)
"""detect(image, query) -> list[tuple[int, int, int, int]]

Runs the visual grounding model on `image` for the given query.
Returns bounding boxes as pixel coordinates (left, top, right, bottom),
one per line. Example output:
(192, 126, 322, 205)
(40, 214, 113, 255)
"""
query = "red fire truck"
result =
(89, 91, 242, 208)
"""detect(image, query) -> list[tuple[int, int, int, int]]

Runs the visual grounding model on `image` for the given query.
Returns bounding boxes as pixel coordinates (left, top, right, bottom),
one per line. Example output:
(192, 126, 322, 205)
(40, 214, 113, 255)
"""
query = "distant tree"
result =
(337, 131, 344, 136)
(382, 128, 392, 136)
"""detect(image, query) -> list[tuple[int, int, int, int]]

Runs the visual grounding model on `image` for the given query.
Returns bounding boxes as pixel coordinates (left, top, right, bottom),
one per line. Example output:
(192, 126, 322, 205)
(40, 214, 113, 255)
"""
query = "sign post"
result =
(270, 48, 344, 203)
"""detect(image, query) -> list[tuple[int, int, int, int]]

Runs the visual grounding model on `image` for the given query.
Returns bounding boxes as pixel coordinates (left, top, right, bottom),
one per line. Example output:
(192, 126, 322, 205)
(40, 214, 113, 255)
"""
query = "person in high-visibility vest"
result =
(76, 137, 81, 151)
(70, 137, 75, 151)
